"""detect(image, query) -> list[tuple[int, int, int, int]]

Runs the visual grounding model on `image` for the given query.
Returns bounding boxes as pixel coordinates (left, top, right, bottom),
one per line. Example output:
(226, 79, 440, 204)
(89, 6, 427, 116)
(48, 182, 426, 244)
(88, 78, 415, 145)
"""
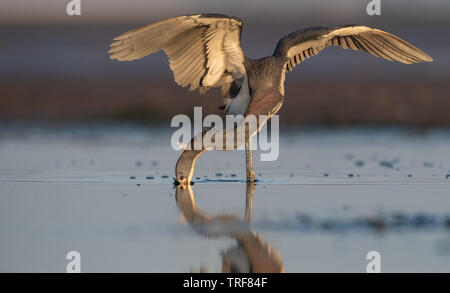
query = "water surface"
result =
(1, 125, 450, 272)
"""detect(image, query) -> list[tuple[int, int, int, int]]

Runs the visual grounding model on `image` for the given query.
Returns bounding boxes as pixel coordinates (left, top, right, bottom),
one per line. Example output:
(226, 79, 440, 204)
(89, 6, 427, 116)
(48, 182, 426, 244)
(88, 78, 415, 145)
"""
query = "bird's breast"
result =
(226, 75, 251, 115)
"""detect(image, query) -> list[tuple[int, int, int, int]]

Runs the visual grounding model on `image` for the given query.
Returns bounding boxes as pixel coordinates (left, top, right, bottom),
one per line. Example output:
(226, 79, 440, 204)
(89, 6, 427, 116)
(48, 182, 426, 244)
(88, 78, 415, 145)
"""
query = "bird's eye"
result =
(179, 175, 184, 180)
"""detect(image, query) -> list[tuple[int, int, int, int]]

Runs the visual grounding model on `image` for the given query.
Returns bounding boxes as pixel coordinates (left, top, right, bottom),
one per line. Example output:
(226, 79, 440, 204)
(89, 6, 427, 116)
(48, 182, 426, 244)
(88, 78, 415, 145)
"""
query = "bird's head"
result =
(175, 154, 196, 186)
(175, 173, 190, 185)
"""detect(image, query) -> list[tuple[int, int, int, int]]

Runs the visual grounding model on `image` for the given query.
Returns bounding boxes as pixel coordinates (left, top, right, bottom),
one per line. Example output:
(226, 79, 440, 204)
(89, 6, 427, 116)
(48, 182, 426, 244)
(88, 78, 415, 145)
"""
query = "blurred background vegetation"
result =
(0, 0, 449, 126)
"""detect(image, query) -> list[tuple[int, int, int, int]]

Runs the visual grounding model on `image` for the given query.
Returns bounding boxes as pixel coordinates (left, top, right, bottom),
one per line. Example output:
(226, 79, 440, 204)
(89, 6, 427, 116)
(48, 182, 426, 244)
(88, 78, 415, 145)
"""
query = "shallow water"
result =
(1, 125, 450, 272)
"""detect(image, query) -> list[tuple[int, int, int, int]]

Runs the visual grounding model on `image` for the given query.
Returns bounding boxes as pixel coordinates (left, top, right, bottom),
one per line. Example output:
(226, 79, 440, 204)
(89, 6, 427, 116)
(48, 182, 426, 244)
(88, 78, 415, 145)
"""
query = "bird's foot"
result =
(246, 170, 256, 183)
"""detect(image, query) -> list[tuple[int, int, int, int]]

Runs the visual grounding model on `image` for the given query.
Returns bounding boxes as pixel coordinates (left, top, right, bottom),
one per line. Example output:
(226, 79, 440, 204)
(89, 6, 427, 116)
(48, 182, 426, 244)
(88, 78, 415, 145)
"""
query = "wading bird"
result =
(108, 14, 433, 185)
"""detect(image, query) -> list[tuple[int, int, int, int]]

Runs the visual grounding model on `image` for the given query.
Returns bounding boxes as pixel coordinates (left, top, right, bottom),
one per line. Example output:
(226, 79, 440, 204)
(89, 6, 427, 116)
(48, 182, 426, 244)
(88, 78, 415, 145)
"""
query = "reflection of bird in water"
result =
(175, 182, 283, 273)
(109, 14, 433, 184)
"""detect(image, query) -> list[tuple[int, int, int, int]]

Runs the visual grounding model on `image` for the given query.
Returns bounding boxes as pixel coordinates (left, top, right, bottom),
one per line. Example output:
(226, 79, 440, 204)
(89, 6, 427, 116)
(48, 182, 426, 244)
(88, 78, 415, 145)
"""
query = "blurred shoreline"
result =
(1, 5, 448, 126)
(1, 76, 449, 126)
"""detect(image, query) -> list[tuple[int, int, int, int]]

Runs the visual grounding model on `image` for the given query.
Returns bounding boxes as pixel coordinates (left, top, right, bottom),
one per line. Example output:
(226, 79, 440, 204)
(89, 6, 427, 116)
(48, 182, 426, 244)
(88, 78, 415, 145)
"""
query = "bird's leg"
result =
(248, 143, 255, 182)
(245, 181, 255, 223)
(245, 125, 255, 183)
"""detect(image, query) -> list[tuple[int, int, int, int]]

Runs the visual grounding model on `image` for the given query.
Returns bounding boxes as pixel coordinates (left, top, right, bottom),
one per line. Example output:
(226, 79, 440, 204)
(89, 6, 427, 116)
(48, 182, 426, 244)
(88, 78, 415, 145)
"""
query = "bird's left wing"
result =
(273, 25, 433, 72)
(109, 14, 246, 93)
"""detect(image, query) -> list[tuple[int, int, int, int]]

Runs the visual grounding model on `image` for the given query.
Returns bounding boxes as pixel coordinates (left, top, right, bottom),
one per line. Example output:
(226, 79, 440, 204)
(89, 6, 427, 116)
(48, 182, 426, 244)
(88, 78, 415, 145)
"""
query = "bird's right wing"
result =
(109, 14, 246, 93)
(273, 25, 433, 72)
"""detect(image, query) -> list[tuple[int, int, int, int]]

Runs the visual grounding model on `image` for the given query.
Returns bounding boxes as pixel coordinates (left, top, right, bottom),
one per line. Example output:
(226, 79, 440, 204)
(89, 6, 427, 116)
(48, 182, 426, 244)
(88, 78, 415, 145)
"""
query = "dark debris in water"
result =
(344, 153, 354, 161)
(423, 162, 434, 168)
(379, 161, 394, 169)
(355, 160, 365, 167)
(378, 158, 401, 169)
(255, 212, 450, 233)
(195, 178, 258, 183)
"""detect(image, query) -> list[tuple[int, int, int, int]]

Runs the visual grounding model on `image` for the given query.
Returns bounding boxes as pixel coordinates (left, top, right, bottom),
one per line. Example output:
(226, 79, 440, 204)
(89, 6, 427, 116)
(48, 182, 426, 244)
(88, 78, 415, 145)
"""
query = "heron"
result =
(108, 13, 433, 185)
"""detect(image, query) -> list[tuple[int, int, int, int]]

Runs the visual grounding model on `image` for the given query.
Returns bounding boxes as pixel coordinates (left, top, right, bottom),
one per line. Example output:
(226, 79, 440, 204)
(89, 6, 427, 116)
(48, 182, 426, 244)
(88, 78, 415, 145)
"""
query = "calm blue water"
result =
(1, 125, 450, 272)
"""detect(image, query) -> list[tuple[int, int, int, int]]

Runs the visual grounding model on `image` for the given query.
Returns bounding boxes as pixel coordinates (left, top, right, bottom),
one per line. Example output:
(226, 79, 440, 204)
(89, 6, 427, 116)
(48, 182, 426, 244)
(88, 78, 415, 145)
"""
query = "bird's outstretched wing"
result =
(109, 14, 246, 93)
(273, 25, 433, 72)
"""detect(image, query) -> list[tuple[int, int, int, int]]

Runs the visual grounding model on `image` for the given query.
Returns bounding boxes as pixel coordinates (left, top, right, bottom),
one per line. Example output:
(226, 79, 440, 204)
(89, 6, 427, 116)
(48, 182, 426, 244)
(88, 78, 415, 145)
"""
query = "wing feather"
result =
(345, 36, 358, 50)
(109, 14, 246, 93)
(274, 25, 433, 72)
